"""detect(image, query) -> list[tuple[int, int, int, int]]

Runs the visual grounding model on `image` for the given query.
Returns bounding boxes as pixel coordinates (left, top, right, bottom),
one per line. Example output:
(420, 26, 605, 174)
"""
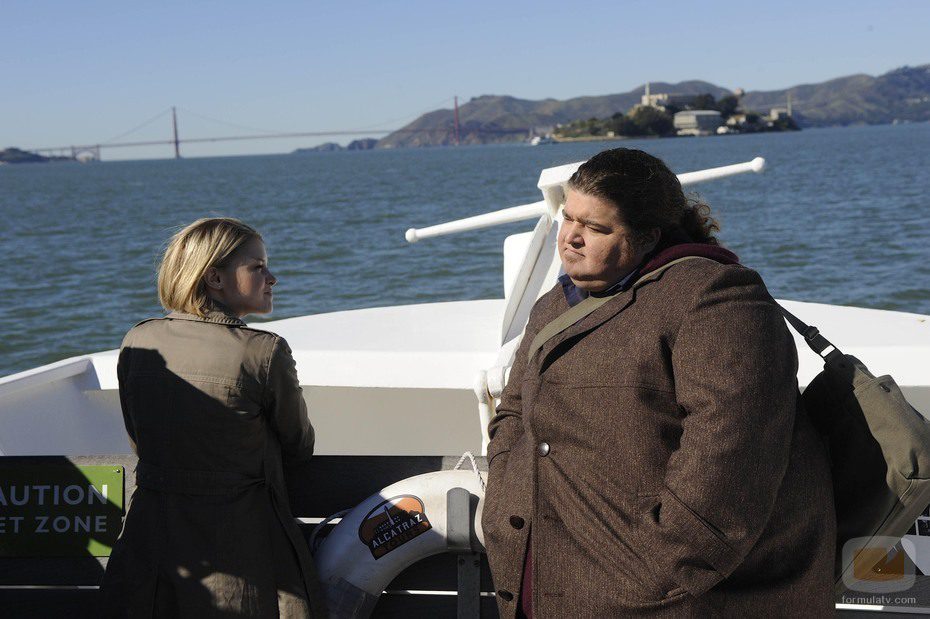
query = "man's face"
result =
(558, 189, 655, 292)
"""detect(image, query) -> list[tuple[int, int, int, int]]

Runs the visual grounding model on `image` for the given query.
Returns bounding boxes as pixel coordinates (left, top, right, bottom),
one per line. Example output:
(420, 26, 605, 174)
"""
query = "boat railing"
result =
(0, 357, 98, 399)
(403, 157, 766, 244)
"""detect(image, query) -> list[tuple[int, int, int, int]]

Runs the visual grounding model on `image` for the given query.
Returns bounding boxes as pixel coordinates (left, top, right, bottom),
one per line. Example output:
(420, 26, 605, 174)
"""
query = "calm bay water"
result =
(2, 123, 929, 377)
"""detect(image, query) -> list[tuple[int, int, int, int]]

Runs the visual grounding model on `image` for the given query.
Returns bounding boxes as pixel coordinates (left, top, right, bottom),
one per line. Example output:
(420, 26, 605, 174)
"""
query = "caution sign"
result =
(0, 464, 124, 557)
(358, 495, 431, 560)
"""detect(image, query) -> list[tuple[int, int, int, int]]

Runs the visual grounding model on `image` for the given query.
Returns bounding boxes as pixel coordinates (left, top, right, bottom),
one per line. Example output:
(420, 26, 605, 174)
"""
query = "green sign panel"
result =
(0, 464, 124, 557)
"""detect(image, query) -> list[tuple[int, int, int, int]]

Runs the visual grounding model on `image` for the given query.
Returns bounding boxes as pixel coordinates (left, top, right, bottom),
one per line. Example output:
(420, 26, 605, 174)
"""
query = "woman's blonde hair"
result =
(157, 217, 261, 316)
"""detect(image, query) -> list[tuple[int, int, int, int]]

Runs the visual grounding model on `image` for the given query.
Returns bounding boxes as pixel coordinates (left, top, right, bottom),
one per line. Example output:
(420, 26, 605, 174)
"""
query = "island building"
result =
(673, 110, 723, 136)
(768, 92, 795, 121)
(769, 107, 790, 121)
(528, 126, 556, 139)
(640, 83, 694, 111)
(726, 113, 750, 128)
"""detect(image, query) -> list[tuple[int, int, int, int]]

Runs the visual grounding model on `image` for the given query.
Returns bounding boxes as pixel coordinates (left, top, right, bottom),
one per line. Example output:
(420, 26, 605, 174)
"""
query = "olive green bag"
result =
(781, 306, 930, 589)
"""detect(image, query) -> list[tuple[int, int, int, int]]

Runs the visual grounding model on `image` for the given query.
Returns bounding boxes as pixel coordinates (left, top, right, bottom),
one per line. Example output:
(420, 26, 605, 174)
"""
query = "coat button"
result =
(537, 441, 550, 456)
(497, 589, 514, 601)
(509, 515, 525, 529)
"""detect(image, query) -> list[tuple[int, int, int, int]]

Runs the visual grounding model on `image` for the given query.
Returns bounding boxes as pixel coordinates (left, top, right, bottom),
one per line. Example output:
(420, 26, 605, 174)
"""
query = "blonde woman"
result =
(101, 218, 324, 617)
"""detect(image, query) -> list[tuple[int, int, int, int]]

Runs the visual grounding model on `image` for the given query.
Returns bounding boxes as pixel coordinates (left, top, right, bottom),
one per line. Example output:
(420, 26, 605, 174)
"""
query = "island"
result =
(554, 91, 799, 141)
(292, 138, 378, 154)
(0, 148, 74, 164)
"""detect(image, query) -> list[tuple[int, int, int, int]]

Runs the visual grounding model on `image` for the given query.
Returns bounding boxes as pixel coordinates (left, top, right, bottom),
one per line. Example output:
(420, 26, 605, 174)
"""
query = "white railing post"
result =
(403, 157, 766, 244)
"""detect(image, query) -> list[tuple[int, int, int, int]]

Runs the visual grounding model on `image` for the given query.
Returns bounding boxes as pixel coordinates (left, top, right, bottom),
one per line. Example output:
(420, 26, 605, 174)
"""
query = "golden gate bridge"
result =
(30, 100, 532, 161)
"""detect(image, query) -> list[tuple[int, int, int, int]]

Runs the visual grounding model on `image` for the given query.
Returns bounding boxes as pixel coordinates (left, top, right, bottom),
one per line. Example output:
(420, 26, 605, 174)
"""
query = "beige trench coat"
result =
(482, 259, 835, 618)
(101, 306, 325, 617)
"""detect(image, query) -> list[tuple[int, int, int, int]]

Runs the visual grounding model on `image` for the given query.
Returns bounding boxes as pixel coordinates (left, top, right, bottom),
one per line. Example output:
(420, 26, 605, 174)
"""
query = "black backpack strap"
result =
(779, 305, 844, 363)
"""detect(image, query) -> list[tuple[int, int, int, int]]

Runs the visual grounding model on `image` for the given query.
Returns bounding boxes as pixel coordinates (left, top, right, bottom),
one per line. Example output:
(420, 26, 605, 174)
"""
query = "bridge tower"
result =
(172, 107, 181, 159)
(453, 96, 460, 146)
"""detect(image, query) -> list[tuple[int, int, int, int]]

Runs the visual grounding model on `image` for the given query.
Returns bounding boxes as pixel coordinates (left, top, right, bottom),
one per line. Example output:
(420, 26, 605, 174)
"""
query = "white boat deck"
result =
(268, 300, 504, 390)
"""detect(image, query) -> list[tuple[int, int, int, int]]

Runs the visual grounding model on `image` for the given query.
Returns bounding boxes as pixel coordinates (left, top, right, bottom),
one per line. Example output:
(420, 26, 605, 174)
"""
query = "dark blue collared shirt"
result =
(558, 269, 640, 308)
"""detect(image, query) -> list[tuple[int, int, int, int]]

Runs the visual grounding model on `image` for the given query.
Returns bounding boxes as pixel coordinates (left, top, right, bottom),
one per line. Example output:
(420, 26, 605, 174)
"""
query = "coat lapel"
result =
(534, 285, 638, 372)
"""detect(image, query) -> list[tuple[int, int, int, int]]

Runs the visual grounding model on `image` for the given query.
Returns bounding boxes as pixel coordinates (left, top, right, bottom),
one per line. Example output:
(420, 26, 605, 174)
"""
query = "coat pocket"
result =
(634, 494, 690, 599)
(482, 448, 531, 538)
(225, 385, 262, 419)
(481, 457, 508, 534)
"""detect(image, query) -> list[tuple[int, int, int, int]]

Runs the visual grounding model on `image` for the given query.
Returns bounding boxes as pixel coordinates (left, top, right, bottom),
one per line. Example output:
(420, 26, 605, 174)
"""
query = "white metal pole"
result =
(677, 157, 766, 185)
(404, 157, 766, 243)
(405, 200, 548, 243)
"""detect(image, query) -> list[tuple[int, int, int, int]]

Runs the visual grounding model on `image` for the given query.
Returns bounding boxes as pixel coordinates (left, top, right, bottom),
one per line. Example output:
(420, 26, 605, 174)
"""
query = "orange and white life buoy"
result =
(313, 468, 486, 618)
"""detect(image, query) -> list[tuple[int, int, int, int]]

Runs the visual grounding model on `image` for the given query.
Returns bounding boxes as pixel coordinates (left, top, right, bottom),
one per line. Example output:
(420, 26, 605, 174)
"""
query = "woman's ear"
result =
(204, 266, 223, 291)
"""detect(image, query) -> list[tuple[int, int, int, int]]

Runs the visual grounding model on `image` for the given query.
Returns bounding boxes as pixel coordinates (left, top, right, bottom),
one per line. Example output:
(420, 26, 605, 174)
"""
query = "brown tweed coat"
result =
(101, 306, 325, 617)
(482, 258, 836, 618)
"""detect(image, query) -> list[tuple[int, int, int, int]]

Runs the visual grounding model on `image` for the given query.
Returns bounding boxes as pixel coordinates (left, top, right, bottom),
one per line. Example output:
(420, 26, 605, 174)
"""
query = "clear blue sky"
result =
(3, 0, 927, 160)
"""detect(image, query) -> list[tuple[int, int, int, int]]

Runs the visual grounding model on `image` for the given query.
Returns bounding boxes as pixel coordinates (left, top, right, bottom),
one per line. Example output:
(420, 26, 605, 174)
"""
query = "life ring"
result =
(314, 469, 486, 618)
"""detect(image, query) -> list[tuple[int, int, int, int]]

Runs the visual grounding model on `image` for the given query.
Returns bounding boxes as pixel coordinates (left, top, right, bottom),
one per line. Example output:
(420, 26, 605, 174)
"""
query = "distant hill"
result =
(378, 65, 930, 147)
(741, 65, 930, 126)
